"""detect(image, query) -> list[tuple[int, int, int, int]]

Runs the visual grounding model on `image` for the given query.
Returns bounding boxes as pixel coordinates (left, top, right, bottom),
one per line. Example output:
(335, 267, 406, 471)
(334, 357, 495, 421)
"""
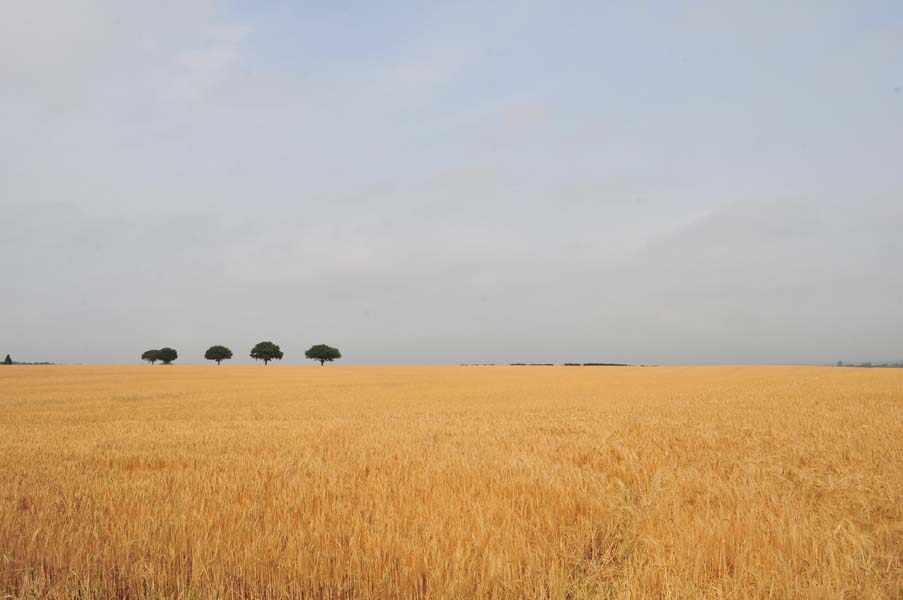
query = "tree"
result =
(141, 349, 161, 365)
(205, 345, 233, 365)
(305, 344, 341, 366)
(157, 347, 178, 365)
(2, 354, 11, 365)
(251, 341, 283, 365)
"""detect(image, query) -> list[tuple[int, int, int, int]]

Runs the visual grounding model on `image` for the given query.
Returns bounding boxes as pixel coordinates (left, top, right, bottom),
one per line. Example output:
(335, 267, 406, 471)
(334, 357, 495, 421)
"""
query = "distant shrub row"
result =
(836, 361, 903, 368)
(0, 354, 54, 366)
(510, 362, 630, 367)
(141, 342, 341, 366)
(458, 362, 634, 367)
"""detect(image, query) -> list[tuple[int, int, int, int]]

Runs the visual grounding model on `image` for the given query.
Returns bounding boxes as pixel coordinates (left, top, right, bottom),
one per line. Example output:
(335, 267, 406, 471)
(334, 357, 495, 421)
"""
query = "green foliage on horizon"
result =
(305, 344, 341, 365)
(251, 341, 283, 365)
(204, 345, 233, 365)
(141, 349, 161, 364)
(157, 348, 178, 365)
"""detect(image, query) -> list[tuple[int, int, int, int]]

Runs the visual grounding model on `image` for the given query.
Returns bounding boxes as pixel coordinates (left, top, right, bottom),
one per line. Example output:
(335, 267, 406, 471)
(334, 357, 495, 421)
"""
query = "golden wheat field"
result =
(1, 365, 902, 599)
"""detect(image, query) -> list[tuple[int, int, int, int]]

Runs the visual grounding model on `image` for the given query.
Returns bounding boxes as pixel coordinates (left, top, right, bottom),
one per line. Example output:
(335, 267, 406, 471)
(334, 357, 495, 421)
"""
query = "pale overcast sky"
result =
(2, 2, 901, 365)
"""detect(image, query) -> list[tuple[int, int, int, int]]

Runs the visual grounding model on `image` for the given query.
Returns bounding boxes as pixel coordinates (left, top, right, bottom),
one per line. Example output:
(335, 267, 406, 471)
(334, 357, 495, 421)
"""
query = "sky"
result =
(2, 1, 902, 365)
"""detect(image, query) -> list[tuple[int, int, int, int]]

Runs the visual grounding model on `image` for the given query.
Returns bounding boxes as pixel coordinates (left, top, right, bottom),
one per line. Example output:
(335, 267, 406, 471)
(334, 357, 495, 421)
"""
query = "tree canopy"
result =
(141, 349, 161, 365)
(205, 345, 233, 365)
(305, 344, 341, 366)
(250, 341, 283, 365)
(2, 354, 11, 365)
(157, 347, 178, 365)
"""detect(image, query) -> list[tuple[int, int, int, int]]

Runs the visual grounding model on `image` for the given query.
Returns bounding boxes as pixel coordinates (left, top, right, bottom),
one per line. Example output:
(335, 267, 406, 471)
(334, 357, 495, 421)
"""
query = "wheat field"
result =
(1, 365, 902, 599)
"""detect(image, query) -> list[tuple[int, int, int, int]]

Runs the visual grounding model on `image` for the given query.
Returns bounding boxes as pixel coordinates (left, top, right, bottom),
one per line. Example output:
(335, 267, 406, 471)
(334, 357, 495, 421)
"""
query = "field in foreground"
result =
(1, 365, 902, 599)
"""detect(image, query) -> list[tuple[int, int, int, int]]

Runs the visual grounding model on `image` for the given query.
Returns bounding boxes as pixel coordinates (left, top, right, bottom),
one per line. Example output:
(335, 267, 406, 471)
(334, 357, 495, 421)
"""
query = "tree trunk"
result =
(264, 359, 269, 366)
(217, 359, 221, 365)
(320, 359, 324, 366)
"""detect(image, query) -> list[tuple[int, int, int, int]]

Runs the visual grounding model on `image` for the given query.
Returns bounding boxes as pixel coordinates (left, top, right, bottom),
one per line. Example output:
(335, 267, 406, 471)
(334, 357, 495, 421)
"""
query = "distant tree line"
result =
(508, 362, 631, 367)
(459, 362, 636, 367)
(836, 361, 903, 368)
(141, 348, 177, 365)
(1, 354, 54, 366)
(140, 342, 341, 366)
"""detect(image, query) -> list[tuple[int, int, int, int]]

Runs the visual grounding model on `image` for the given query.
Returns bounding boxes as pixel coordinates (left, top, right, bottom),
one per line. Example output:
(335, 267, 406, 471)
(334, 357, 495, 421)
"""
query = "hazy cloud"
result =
(2, 1, 901, 364)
